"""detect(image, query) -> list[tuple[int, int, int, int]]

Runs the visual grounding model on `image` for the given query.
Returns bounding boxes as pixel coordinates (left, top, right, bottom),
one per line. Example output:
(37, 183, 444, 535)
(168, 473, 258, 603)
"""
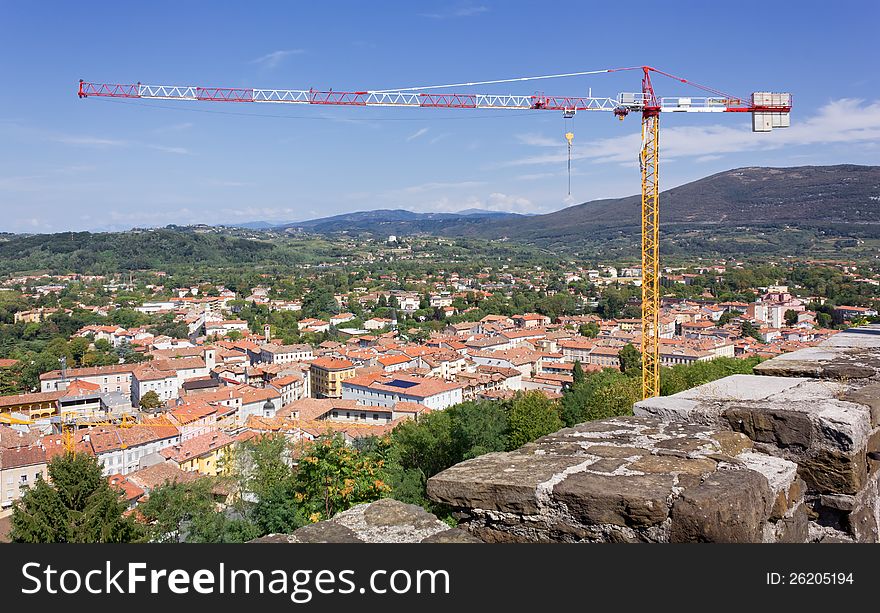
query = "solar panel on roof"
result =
(385, 379, 419, 389)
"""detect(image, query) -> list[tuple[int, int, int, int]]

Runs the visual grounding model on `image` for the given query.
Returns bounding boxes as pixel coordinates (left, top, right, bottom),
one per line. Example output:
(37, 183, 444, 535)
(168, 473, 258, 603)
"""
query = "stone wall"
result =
(252, 498, 480, 543)
(427, 325, 880, 543)
(427, 415, 806, 542)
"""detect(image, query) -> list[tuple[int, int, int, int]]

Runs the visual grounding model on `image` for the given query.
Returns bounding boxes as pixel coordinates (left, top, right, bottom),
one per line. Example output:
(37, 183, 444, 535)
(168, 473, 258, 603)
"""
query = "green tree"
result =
(572, 360, 586, 386)
(816, 312, 832, 328)
(579, 322, 599, 338)
(618, 343, 642, 375)
(68, 337, 91, 365)
(139, 390, 162, 410)
(448, 400, 509, 460)
(598, 289, 625, 319)
(560, 369, 640, 427)
(784, 309, 799, 327)
(388, 410, 454, 480)
(234, 434, 303, 534)
(506, 391, 563, 450)
(11, 452, 144, 543)
(740, 320, 764, 342)
(660, 356, 763, 396)
(293, 434, 391, 522)
(138, 478, 216, 543)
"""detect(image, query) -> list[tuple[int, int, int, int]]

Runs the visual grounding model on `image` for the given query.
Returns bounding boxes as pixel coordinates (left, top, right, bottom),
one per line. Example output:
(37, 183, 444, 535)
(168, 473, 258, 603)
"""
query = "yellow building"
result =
(0, 390, 64, 418)
(160, 431, 236, 477)
(309, 357, 356, 399)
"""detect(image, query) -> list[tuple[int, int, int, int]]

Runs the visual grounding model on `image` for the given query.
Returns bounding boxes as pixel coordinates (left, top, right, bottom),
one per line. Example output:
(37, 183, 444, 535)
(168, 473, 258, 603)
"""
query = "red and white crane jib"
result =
(77, 71, 791, 131)
(77, 80, 621, 111)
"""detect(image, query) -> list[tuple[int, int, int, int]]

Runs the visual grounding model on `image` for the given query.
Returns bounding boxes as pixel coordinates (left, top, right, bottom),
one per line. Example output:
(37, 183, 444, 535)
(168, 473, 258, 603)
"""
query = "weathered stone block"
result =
(724, 406, 813, 449)
(774, 504, 809, 543)
(799, 448, 867, 495)
(428, 416, 804, 543)
(754, 326, 880, 381)
(250, 498, 481, 543)
(670, 469, 772, 543)
(426, 452, 595, 515)
(553, 472, 673, 528)
(844, 383, 880, 428)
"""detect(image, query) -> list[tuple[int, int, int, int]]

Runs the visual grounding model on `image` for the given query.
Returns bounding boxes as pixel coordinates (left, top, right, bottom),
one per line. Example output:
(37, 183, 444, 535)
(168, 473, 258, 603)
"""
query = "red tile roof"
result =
(108, 474, 145, 502)
(160, 431, 235, 463)
(310, 357, 355, 370)
(170, 402, 217, 425)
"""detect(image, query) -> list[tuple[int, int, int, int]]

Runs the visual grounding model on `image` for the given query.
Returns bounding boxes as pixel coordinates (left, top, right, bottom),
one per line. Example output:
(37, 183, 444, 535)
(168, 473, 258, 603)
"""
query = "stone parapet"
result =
(251, 498, 481, 543)
(427, 416, 806, 543)
(634, 325, 880, 542)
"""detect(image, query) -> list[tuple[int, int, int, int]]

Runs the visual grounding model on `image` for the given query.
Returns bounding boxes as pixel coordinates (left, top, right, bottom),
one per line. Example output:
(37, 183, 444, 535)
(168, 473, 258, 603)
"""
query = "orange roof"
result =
(392, 401, 431, 415)
(237, 385, 280, 405)
(108, 474, 145, 502)
(270, 374, 303, 388)
(170, 402, 217, 425)
(310, 357, 354, 370)
(378, 354, 413, 367)
(160, 431, 235, 463)
(40, 363, 137, 381)
(62, 379, 101, 395)
(0, 390, 65, 409)
(343, 373, 462, 398)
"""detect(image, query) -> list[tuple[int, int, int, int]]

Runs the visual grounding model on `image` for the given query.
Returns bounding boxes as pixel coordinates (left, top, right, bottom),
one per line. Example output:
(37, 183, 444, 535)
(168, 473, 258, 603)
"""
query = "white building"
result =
(258, 343, 314, 365)
(342, 373, 463, 411)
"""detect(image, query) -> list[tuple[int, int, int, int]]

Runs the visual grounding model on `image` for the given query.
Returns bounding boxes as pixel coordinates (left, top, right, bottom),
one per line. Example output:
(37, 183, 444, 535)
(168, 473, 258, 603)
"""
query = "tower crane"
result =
(77, 66, 792, 399)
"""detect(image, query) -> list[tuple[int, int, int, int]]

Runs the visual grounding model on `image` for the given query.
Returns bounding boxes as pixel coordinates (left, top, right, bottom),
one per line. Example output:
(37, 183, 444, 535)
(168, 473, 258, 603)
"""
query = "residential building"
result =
(40, 364, 138, 395)
(310, 357, 356, 399)
(160, 431, 236, 477)
(0, 445, 47, 513)
(342, 372, 463, 411)
(269, 373, 307, 406)
(258, 343, 314, 365)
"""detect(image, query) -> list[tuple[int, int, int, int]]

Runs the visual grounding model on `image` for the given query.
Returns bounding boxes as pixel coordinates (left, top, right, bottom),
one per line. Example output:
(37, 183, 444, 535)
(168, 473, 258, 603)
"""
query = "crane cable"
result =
(564, 113, 574, 197)
(371, 66, 642, 93)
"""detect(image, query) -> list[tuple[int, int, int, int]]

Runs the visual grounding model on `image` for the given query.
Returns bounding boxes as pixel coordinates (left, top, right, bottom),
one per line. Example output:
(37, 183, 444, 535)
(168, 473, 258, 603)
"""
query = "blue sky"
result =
(2, 1, 878, 233)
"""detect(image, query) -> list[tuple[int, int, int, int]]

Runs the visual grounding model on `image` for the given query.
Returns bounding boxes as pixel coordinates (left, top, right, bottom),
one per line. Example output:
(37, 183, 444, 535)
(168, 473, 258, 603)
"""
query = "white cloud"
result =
(406, 127, 430, 141)
(515, 133, 565, 147)
(146, 144, 191, 155)
(408, 191, 540, 215)
(503, 98, 880, 167)
(218, 206, 297, 219)
(249, 49, 305, 70)
(53, 135, 127, 147)
(422, 5, 488, 18)
(152, 122, 193, 134)
(44, 131, 191, 155)
(388, 181, 487, 196)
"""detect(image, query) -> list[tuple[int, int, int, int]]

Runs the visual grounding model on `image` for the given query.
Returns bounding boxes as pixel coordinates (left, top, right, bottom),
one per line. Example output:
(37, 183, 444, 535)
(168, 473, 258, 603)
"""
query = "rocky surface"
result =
(753, 325, 880, 380)
(634, 326, 880, 542)
(635, 374, 873, 495)
(427, 416, 805, 543)
(251, 498, 481, 543)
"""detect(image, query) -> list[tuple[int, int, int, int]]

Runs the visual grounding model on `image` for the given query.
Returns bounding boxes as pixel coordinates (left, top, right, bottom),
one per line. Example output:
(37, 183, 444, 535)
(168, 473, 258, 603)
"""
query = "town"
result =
(1, 230, 878, 538)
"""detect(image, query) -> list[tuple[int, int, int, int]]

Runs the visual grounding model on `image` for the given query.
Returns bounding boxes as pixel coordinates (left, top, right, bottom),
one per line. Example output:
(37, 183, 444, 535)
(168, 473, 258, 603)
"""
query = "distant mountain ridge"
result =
(273, 208, 525, 234)
(481, 164, 880, 242)
(261, 165, 878, 242)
